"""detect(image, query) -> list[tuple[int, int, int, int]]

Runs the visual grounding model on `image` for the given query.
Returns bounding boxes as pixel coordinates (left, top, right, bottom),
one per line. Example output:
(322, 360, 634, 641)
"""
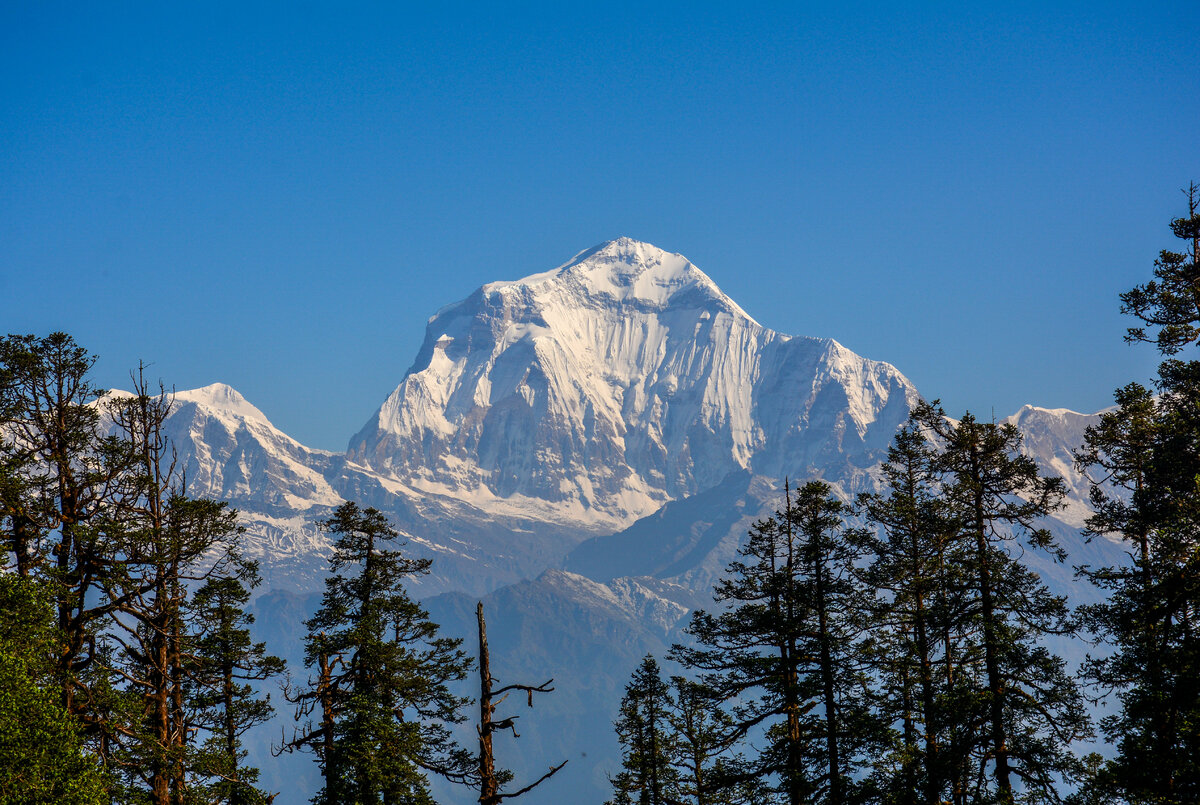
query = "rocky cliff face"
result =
(347, 237, 919, 531)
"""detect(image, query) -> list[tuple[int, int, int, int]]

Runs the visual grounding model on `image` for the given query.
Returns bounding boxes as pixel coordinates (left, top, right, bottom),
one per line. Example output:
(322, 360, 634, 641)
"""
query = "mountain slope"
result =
(146, 239, 1125, 805)
(348, 238, 919, 533)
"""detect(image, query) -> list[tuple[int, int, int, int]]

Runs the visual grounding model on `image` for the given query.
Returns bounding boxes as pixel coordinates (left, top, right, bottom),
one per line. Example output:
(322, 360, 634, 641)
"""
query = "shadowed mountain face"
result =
(129, 239, 1120, 805)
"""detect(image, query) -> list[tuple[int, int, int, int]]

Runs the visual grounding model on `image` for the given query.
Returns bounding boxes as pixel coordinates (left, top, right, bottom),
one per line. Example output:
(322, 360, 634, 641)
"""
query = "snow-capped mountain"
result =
(347, 237, 918, 532)
(135, 238, 1124, 805)
(1004, 404, 1106, 529)
(141, 239, 1115, 600)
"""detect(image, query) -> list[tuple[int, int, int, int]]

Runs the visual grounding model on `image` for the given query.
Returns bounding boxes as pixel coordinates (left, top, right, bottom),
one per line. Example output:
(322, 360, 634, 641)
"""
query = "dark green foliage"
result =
(666, 676, 766, 805)
(188, 572, 285, 805)
(608, 655, 677, 805)
(0, 336, 286, 805)
(103, 376, 254, 805)
(911, 401, 1089, 804)
(1120, 182, 1200, 354)
(0, 333, 135, 742)
(671, 481, 881, 805)
(858, 422, 972, 805)
(1074, 188, 1200, 803)
(609, 657, 763, 805)
(285, 501, 473, 805)
(0, 575, 106, 804)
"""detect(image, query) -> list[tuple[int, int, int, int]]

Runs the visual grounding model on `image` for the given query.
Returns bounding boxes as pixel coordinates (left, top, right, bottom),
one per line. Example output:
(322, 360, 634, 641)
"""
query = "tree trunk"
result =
(478, 602, 499, 805)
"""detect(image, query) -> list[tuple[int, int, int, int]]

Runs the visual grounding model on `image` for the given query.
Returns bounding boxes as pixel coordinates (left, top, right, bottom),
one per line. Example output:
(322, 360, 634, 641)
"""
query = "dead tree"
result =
(476, 601, 567, 805)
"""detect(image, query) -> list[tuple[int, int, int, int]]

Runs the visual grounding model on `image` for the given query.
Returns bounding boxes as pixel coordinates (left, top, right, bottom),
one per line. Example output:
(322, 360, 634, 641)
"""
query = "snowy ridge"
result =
(133, 240, 1113, 598)
(348, 238, 919, 530)
(1003, 403, 1107, 530)
(164, 383, 343, 512)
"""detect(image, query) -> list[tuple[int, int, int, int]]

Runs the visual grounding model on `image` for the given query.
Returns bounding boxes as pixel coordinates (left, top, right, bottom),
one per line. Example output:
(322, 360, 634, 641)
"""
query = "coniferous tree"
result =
(787, 481, 881, 805)
(911, 401, 1090, 804)
(188, 572, 285, 805)
(1119, 182, 1200, 355)
(608, 655, 677, 805)
(858, 422, 974, 805)
(0, 333, 136, 741)
(671, 497, 816, 805)
(103, 374, 249, 805)
(666, 676, 766, 805)
(0, 575, 106, 804)
(1074, 184, 1200, 803)
(283, 502, 473, 805)
(671, 481, 880, 805)
(0, 335, 286, 803)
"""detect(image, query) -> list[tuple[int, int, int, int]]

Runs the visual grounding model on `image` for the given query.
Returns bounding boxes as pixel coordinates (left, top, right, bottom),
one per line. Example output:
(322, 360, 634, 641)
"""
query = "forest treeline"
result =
(2, 186, 1199, 805)
(608, 186, 1200, 805)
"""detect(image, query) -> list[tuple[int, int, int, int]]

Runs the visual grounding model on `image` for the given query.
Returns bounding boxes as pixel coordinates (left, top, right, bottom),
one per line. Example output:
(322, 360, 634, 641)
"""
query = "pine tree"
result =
(103, 374, 248, 805)
(666, 676, 765, 805)
(1074, 183, 1200, 802)
(608, 655, 677, 805)
(671, 480, 880, 805)
(912, 401, 1090, 803)
(283, 502, 473, 804)
(0, 333, 136, 742)
(858, 421, 974, 805)
(1119, 182, 1200, 355)
(188, 572, 285, 805)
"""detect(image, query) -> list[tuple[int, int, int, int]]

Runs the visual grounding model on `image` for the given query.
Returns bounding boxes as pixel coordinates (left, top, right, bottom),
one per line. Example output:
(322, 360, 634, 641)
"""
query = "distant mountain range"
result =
(139, 239, 1124, 804)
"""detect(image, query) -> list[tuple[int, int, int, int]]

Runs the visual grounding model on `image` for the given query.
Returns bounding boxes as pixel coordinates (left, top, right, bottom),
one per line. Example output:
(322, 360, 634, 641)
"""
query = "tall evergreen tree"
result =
(1119, 181, 1200, 355)
(911, 401, 1089, 804)
(858, 422, 974, 805)
(0, 333, 136, 740)
(1074, 183, 1200, 803)
(188, 572, 285, 805)
(0, 335, 287, 803)
(671, 481, 880, 805)
(666, 676, 766, 805)
(103, 373, 249, 805)
(283, 502, 473, 805)
(608, 655, 677, 805)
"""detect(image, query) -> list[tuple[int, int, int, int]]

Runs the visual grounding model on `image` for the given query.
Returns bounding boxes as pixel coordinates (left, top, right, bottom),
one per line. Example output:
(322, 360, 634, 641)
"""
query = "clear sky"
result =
(2, 1, 1197, 450)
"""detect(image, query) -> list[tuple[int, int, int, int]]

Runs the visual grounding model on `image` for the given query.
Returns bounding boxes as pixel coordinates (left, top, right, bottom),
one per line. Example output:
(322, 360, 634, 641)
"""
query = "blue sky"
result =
(2, 1, 1197, 450)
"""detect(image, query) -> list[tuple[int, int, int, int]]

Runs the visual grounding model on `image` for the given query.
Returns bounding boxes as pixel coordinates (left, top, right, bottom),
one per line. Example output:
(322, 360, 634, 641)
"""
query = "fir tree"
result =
(1120, 182, 1200, 354)
(912, 401, 1090, 803)
(671, 480, 880, 805)
(666, 676, 765, 805)
(858, 421, 973, 805)
(188, 572, 285, 805)
(103, 373, 248, 805)
(283, 501, 473, 805)
(0, 333, 136, 742)
(608, 655, 677, 805)
(1075, 184, 1200, 803)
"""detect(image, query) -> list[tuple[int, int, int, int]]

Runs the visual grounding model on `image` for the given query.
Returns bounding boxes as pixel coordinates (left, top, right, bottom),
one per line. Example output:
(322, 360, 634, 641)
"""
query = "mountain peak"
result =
(351, 239, 918, 529)
(483, 238, 754, 320)
(174, 383, 269, 425)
